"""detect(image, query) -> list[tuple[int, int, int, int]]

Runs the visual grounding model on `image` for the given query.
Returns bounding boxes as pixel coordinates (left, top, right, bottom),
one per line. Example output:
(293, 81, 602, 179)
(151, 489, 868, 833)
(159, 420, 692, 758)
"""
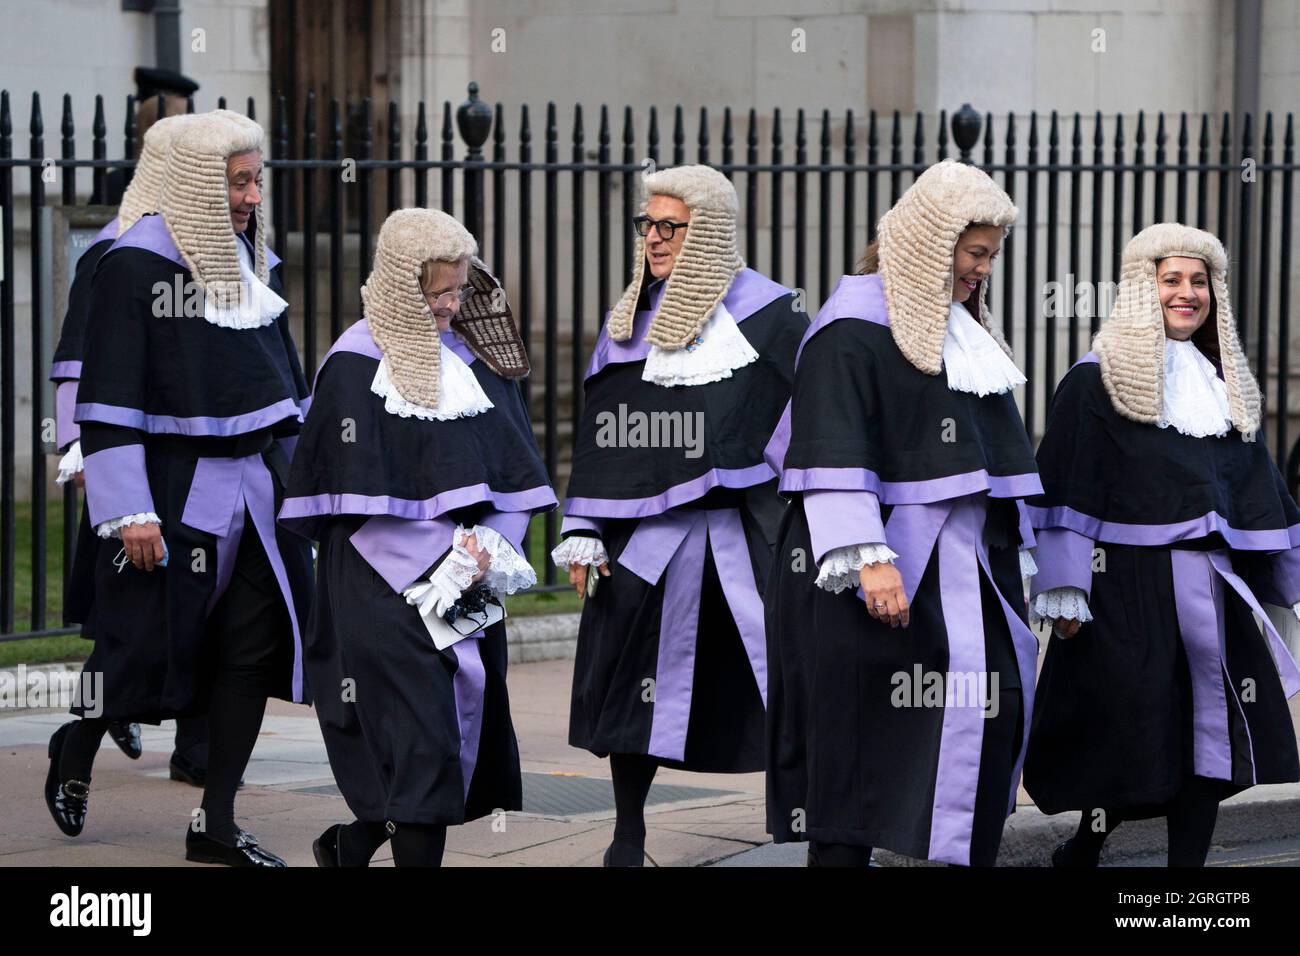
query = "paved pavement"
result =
(3, 656, 1298, 867)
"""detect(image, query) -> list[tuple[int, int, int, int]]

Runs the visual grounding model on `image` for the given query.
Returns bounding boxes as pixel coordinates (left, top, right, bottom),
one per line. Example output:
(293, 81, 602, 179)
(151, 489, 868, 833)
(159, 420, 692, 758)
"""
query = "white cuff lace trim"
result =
(370, 348, 495, 421)
(96, 511, 162, 539)
(550, 535, 609, 569)
(405, 536, 481, 619)
(471, 523, 537, 595)
(815, 542, 899, 594)
(1293, 601, 1300, 624)
(1031, 586, 1093, 625)
(55, 441, 84, 486)
(1019, 548, 1039, 579)
(642, 302, 760, 387)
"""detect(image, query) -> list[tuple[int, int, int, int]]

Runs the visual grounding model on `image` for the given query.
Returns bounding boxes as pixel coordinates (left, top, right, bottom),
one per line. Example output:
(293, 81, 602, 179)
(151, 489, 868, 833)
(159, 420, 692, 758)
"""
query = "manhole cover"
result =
(291, 772, 740, 817)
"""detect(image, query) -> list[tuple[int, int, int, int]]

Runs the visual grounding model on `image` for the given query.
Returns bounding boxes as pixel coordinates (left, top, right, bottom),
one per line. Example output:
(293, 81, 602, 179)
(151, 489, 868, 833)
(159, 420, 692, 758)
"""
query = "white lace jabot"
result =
(370, 341, 495, 421)
(642, 301, 759, 387)
(1159, 338, 1232, 438)
(203, 237, 289, 330)
(942, 301, 1025, 396)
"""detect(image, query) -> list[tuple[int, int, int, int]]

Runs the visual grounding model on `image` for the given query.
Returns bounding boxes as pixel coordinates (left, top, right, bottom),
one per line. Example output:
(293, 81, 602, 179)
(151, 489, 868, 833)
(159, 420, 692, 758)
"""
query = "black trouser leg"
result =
(60, 717, 109, 783)
(1165, 777, 1221, 868)
(1070, 808, 1123, 864)
(807, 842, 874, 867)
(173, 715, 210, 768)
(196, 511, 292, 846)
(338, 820, 391, 866)
(609, 752, 657, 862)
(389, 823, 447, 867)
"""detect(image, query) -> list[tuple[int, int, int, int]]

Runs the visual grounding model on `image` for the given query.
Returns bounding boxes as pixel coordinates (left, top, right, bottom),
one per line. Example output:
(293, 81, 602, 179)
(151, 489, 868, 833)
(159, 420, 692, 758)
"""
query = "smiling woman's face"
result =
(950, 224, 1003, 302)
(1156, 256, 1212, 340)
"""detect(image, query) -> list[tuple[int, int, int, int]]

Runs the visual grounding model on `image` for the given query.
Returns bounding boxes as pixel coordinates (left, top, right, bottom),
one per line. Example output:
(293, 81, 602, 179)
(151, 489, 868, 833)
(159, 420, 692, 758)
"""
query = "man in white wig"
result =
(44, 110, 312, 867)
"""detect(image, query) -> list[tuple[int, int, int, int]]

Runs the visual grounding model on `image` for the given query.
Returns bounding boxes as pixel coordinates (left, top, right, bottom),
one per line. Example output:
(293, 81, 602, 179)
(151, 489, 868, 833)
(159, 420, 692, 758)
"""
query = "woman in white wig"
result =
(281, 208, 556, 867)
(765, 160, 1041, 867)
(1025, 223, 1300, 867)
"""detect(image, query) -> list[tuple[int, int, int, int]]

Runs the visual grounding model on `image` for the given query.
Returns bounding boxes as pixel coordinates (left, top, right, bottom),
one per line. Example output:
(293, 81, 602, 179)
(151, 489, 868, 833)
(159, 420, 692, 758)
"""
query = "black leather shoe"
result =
(44, 722, 90, 837)
(170, 752, 244, 790)
(1052, 837, 1100, 868)
(185, 827, 285, 867)
(106, 720, 143, 760)
(313, 824, 343, 868)
(602, 840, 645, 867)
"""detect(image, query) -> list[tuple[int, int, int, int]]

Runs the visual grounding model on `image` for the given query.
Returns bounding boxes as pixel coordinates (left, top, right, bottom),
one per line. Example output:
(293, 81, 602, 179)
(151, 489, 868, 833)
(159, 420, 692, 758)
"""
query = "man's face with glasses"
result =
(637, 194, 691, 280)
(421, 258, 472, 331)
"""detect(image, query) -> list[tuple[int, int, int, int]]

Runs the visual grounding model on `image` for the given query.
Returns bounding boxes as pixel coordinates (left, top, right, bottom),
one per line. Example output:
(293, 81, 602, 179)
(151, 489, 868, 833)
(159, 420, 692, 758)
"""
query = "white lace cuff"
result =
(1019, 547, 1039, 579)
(551, 535, 609, 569)
(815, 542, 899, 594)
(1293, 601, 1300, 624)
(1031, 586, 1093, 625)
(470, 523, 537, 596)
(95, 512, 162, 539)
(55, 440, 84, 486)
(404, 536, 481, 619)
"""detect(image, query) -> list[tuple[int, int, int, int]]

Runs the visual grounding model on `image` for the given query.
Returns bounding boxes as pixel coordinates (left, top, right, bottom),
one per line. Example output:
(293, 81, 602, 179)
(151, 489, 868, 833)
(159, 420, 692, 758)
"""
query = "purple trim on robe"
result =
(563, 462, 775, 519)
(279, 483, 558, 531)
(239, 457, 306, 701)
(91, 219, 120, 247)
(705, 508, 768, 708)
(178, 454, 307, 699)
(315, 321, 384, 388)
(349, 514, 458, 593)
(110, 213, 187, 267)
(560, 514, 605, 538)
(873, 495, 1037, 863)
(583, 269, 791, 380)
(478, 510, 530, 554)
(762, 401, 792, 476)
(782, 466, 1043, 505)
(1209, 550, 1300, 700)
(1027, 504, 1300, 552)
(883, 501, 952, 605)
(794, 273, 890, 365)
(1016, 500, 1036, 551)
(804, 489, 887, 564)
(75, 396, 304, 438)
(618, 508, 769, 761)
(928, 496, 989, 864)
(1170, 549, 1235, 781)
(1256, 547, 1300, 608)
(55, 381, 80, 450)
(1029, 527, 1095, 597)
(83, 443, 156, 527)
(50, 360, 83, 382)
(441, 329, 478, 367)
(451, 635, 488, 799)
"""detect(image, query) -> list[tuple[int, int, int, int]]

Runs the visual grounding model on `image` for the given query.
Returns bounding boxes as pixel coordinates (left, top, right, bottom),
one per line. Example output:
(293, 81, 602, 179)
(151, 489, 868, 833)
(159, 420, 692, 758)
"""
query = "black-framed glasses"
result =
(633, 215, 690, 241)
(424, 286, 475, 311)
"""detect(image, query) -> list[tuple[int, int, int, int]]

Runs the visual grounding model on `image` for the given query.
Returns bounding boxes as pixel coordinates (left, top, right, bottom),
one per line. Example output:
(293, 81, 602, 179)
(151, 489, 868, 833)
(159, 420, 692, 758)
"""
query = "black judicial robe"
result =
(51, 220, 119, 630)
(764, 273, 1041, 866)
(280, 321, 557, 825)
(1023, 354, 1300, 814)
(71, 213, 313, 722)
(562, 269, 805, 774)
